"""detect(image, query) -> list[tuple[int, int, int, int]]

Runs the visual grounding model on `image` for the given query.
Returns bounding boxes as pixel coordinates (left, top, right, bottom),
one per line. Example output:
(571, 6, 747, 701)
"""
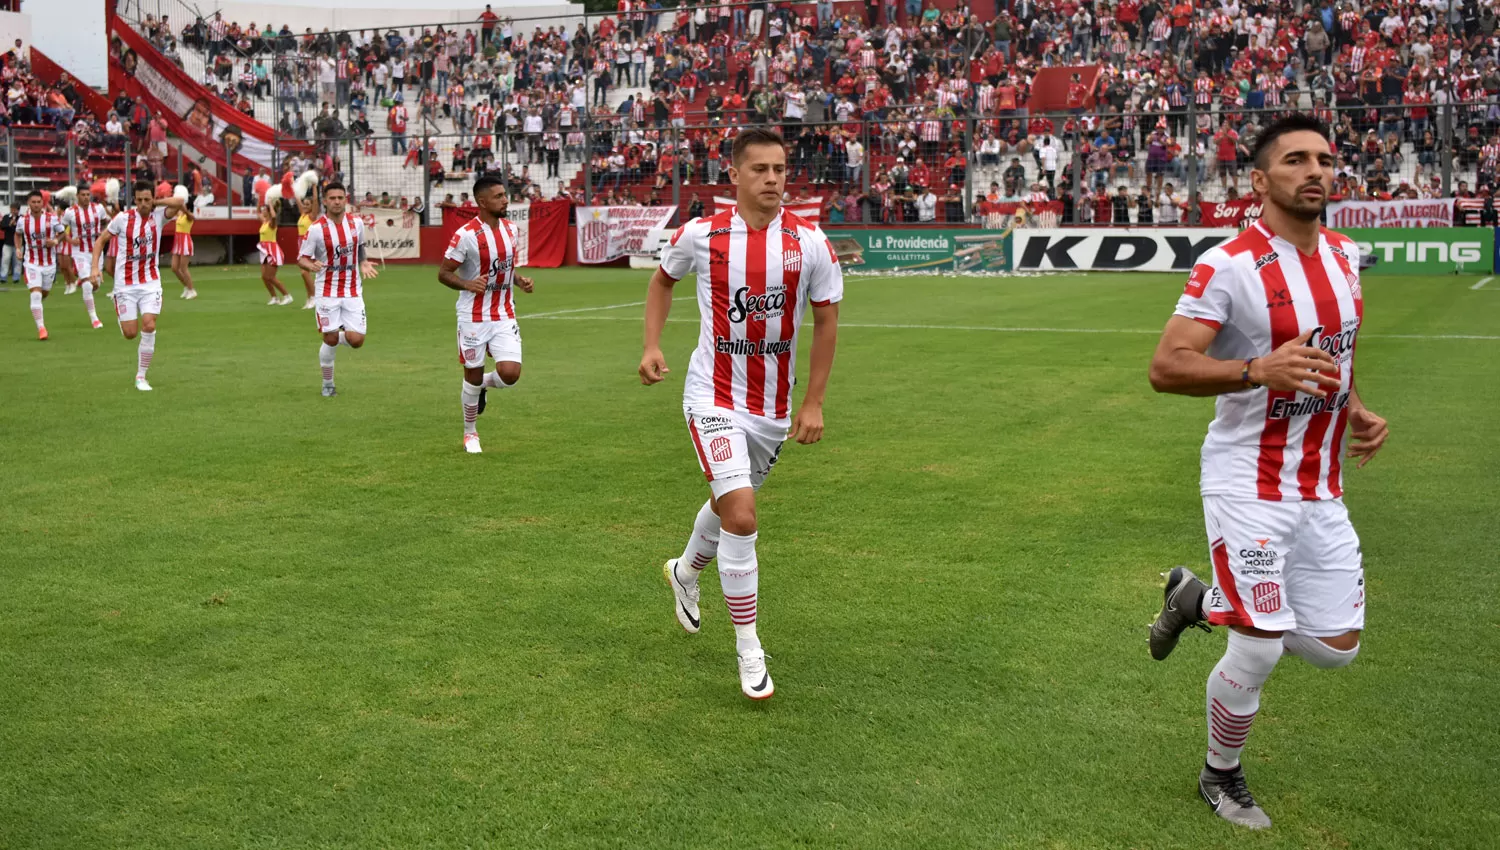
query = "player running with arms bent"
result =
(640, 127, 843, 701)
(437, 174, 534, 454)
(89, 182, 187, 390)
(299, 182, 380, 397)
(1145, 114, 1389, 830)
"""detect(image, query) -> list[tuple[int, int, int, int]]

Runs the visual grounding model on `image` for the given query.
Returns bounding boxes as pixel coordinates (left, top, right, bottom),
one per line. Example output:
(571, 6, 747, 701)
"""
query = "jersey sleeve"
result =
(105, 211, 128, 238)
(1172, 249, 1235, 330)
(657, 220, 697, 281)
(807, 226, 845, 307)
(444, 226, 470, 265)
(61, 209, 76, 232)
(298, 224, 324, 260)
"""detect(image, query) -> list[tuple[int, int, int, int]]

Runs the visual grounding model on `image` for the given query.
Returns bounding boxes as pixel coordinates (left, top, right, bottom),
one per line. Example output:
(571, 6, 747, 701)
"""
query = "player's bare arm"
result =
(299, 253, 325, 274)
(639, 266, 676, 385)
(154, 196, 187, 214)
(1149, 318, 1340, 398)
(791, 301, 839, 445)
(88, 232, 109, 284)
(515, 274, 534, 293)
(437, 258, 488, 294)
(357, 241, 380, 279)
(1346, 385, 1388, 468)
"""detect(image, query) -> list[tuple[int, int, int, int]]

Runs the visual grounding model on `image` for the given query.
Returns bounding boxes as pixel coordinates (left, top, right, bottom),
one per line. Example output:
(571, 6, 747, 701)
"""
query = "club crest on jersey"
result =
(1345, 271, 1362, 300)
(782, 245, 802, 273)
(1251, 581, 1282, 614)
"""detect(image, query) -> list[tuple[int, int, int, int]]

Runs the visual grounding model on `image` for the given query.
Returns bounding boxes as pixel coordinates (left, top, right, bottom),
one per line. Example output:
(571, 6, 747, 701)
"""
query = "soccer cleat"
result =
(1149, 566, 1211, 661)
(663, 559, 700, 634)
(737, 649, 774, 700)
(1199, 764, 1272, 830)
(463, 433, 482, 454)
(279, 294, 295, 305)
(134, 376, 153, 392)
(91, 319, 104, 329)
(64, 283, 78, 295)
(267, 297, 279, 306)
(184, 289, 198, 300)
(321, 384, 337, 397)
(302, 298, 315, 309)
(37, 327, 48, 341)
(477, 387, 488, 416)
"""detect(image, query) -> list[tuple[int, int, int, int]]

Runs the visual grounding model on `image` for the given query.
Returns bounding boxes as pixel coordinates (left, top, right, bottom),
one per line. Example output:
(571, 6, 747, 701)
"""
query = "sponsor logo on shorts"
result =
(697, 415, 733, 435)
(1238, 540, 1279, 569)
(709, 437, 733, 463)
(1251, 581, 1282, 614)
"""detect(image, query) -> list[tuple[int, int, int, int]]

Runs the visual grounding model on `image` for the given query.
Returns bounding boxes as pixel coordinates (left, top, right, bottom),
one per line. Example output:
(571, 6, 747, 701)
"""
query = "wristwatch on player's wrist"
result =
(1242, 358, 1261, 389)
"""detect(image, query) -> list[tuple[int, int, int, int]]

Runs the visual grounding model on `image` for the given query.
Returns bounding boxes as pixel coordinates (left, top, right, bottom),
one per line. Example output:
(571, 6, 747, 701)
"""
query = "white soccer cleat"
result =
(302, 298, 315, 309)
(463, 433, 482, 454)
(91, 319, 103, 329)
(663, 559, 701, 633)
(64, 283, 78, 295)
(184, 289, 198, 300)
(134, 376, 153, 392)
(267, 297, 279, 306)
(279, 294, 295, 305)
(737, 649, 774, 700)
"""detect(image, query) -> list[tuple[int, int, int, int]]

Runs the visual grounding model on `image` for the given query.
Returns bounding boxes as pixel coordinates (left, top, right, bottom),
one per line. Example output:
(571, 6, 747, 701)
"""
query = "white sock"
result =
(461, 380, 482, 435)
(337, 330, 351, 347)
(1282, 631, 1360, 669)
(319, 343, 337, 385)
(136, 331, 156, 378)
(81, 285, 98, 321)
(677, 500, 721, 584)
(717, 530, 760, 655)
(1205, 631, 1282, 770)
(481, 370, 515, 389)
(29, 290, 44, 329)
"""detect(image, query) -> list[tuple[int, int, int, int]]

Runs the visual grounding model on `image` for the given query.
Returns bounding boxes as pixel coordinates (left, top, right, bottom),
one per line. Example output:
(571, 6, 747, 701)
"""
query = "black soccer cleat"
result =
(477, 387, 487, 416)
(1199, 763, 1272, 830)
(1149, 566, 1211, 660)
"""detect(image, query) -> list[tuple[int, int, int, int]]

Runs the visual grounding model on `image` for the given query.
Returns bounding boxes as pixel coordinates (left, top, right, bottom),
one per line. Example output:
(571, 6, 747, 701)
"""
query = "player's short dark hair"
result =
(132, 180, 154, 196)
(323, 181, 346, 195)
(25, 190, 41, 200)
(473, 174, 506, 197)
(732, 128, 787, 166)
(77, 183, 92, 194)
(1251, 114, 1331, 170)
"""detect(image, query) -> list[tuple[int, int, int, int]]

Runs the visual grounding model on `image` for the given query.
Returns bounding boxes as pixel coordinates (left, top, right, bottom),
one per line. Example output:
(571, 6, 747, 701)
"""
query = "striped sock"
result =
(461, 380, 482, 435)
(1205, 631, 1282, 770)
(718, 530, 760, 655)
(678, 500, 721, 581)
(136, 331, 155, 378)
(29, 290, 44, 329)
(319, 343, 337, 385)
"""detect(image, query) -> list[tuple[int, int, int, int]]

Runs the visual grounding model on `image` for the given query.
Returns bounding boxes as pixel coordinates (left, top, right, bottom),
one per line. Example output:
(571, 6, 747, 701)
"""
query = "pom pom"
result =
(173, 185, 189, 201)
(106, 178, 121, 204)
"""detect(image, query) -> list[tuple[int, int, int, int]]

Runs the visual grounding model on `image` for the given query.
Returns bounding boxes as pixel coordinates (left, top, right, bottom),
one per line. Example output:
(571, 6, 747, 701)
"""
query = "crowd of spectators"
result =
(123, 0, 1500, 224)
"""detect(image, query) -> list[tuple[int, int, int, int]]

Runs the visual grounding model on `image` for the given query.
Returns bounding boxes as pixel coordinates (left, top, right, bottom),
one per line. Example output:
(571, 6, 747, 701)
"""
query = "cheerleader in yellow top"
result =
(296, 187, 319, 309)
(258, 199, 292, 305)
(170, 198, 199, 300)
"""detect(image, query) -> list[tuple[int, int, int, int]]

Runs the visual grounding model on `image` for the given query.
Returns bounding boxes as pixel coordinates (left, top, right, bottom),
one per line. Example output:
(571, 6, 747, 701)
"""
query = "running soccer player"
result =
(1146, 114, 1389, 830)
(298, 182, 379, 397)
(258, 202, 293, 305)
(641, 127, 843, 701)
(17, 190, 64, 340)
(437, 174, 534, 454)
(61, 184, 109, 328)
(169, 199, 199, 299)
(89, 181, 187, 390)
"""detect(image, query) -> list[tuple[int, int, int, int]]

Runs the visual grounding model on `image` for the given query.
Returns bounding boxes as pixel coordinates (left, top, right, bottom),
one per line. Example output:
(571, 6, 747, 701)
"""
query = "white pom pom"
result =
(56, 186, 77, 204)
(294, 170, 318, 200)
(265, 185, 284, 211)
(106, 178, 121, 204)
(173, 185, 189, 201)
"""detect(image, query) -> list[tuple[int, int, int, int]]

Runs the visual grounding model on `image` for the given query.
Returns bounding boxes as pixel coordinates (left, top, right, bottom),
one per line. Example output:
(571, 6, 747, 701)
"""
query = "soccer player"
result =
(641, 128, 843, 701)
(88, 181, 187, 390)
(17, 190, 64, 340)
(1146, 114, 1389, 830)
(298, 182, 379, 397)
(61, 184, 108, 328)
(169, 199, 199, 300)
(437, 174, 534, 454)
(258, 202, 293, 305)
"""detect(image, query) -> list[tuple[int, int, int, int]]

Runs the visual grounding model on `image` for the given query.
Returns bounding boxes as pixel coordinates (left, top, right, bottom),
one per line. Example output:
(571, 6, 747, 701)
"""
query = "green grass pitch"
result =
(0, 265, 1496, 849)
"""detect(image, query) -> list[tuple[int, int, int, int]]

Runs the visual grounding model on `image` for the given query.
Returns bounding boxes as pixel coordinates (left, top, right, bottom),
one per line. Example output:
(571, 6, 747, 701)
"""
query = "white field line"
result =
(526, 296, 692, 318)
(1471, 276, 1493, 290)
(526, 314, 1498, 340)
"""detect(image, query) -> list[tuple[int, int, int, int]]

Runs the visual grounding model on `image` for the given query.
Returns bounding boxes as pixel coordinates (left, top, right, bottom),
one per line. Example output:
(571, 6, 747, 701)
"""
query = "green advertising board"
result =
(1339, 227, 1493, 275)
(823, 229, 1012, 273)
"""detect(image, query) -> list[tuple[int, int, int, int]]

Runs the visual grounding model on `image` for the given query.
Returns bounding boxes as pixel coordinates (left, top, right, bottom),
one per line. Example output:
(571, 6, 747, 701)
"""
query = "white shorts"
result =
(457, 319, 522, 367)
(1203, 495, 1365, 637)
(315, 296, 367, 335)
(113, 286, 164, 322)
(24, 264, 56, 291)
(684, 404, 787, 499)
(70, 253, 94, 279)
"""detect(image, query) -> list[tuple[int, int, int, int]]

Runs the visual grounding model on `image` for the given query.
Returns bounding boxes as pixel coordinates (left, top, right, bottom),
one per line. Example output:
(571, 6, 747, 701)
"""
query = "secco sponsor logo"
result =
(727, 285, 787, 322)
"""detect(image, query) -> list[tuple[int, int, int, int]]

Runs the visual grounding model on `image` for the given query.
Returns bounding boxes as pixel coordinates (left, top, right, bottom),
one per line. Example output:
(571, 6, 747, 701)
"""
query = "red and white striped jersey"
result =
(659, 207, 844, 421)
(1173, 221, 1364, 502)
(443, 217, 519, 322)
(18, 210, 63, 267)
(63, 202, 108, 254)
(105, 208, 166, 286)
(299, 214, 367, 298)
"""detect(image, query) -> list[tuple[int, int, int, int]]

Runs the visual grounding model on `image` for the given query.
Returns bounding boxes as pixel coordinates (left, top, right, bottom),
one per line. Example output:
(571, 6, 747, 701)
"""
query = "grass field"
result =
(1, 264, 1496, 849)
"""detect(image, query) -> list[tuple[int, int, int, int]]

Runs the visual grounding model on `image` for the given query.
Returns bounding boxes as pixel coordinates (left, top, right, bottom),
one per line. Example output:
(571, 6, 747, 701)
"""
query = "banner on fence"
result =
(1326, 199, 1454, 229)
(1340, 227, 1492, 275)
(576, 205, 677, 264)
(714, 197, 823, 223)
(354, 205, 420, 260)
(437, 199, 570, 267)
(821, 229, 1012, 272)
(1197, 197, 1262, 227)
(1011, 228, 1237, 272)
